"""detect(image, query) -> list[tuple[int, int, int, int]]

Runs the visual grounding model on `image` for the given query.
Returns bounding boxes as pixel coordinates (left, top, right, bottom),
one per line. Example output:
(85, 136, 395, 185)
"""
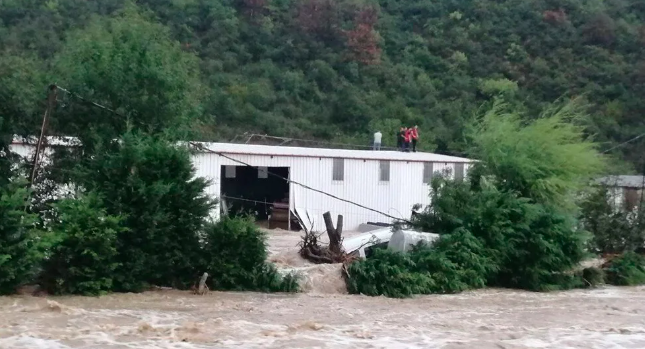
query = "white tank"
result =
(387, 229, 440, 253)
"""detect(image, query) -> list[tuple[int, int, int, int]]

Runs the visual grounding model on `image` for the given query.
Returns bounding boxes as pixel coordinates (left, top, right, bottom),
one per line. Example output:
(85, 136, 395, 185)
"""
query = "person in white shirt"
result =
(373, 131, 382, 150)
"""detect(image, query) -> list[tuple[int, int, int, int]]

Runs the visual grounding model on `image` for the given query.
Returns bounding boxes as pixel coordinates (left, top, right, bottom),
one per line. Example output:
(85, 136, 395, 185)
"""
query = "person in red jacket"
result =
(403, 127, 412, 152)
(410, 125, 419, 152)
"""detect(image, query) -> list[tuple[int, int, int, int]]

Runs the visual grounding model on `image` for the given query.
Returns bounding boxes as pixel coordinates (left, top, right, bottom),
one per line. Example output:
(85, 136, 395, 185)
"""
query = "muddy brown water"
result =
(1, 230, 644, 348)
(1, 287, 644, 348)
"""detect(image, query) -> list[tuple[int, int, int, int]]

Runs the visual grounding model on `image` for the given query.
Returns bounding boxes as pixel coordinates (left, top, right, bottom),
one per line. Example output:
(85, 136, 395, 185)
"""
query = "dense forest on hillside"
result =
(1, 0, 645, 168)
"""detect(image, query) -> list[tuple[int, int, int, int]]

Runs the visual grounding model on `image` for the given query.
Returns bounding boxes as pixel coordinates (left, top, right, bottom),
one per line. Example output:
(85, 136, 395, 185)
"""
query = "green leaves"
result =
(52, 5, 203, 142)
(604, 252, 645, 286)
(468, 98, 607, 211)
(42, 192, 124, 296)
(78, 133, 214, 292)
(202, 216, 299, 292)
(580, 186, 645, 254)
(349, 98, 603, 297)
(0, 180, 42, 295)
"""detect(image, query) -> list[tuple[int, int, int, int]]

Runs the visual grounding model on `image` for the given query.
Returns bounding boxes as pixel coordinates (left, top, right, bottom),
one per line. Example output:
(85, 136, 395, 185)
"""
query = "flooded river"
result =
(1, 230, 644, 348)
(1, 287, 644, 349)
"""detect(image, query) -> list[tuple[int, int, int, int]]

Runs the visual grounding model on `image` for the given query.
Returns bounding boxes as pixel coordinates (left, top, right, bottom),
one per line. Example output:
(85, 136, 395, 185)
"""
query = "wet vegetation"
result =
(2, 0, 645, 296)
(346, 100, 644, 297)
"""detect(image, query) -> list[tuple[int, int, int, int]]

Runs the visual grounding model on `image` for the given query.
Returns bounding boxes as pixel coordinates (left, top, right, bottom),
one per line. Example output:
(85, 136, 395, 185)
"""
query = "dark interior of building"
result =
(220, 165, 290, 226)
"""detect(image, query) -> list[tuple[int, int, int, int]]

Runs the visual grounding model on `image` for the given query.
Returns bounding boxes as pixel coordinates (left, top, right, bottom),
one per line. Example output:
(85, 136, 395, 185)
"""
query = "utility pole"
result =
(29, 84, 57, 187)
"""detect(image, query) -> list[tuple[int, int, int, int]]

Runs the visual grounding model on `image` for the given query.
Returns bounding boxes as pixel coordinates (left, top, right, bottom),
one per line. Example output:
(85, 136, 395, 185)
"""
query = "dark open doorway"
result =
(220, 165, 297, 230)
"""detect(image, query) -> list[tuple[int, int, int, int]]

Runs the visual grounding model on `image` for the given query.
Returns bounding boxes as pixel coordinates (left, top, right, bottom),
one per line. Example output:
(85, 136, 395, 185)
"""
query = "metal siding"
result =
(10, 142, 472, 232)
(198, 152, 436, 231)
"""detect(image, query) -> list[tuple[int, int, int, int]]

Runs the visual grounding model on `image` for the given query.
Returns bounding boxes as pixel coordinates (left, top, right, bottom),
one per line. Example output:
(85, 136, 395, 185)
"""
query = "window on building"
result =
(258, 166, 268, 179)
(379, 160, 390, 182)
(454, 163, 465, 181)
(333, 158, 344, 181)
(225, 165, 236, 178)
(423, 162, 434, 184)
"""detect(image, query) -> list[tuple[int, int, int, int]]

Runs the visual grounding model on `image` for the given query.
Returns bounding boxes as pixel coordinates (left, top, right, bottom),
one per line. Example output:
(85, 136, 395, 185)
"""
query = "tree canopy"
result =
(1, 0, 644, 167)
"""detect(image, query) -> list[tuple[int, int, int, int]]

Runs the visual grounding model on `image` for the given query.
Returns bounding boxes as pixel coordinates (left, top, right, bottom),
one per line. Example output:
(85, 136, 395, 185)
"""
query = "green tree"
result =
(579, 186, 645, 254)
(0, 54, 46, 186)
(468, 98, 606, 211)
(202, 216, 298, 292)
(2, 0, 645, 168)
(52, 4, 203, 143)
(0, 180, 42, 295)
(348, 99, 605, 297)
(41, 192, 124, 296)
(77, 133, 214, 291)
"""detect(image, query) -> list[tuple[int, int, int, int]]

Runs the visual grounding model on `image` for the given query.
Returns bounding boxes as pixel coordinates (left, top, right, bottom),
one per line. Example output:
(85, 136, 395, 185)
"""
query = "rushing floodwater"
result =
(1, 287, 644, 349)
(2, 230, 644, 348)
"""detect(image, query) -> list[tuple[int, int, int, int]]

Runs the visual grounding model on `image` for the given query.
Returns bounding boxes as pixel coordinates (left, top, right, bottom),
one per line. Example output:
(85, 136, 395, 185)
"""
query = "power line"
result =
(190, 142, 412, 224)
(53, 86, 413, 224)
(602, 132, 645, 154)
(222, 195, 270, 206)
(57, 86, 126, 117)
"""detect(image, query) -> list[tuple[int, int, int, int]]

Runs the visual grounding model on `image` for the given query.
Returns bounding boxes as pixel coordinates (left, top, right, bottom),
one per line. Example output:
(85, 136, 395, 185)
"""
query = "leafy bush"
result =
(345, 248, 434, 298)
(413, 229, 495, 293)
(41, 193, 124, 296)
(78, 133, 215, 292)
(0, 180, 42, 295)
(468, 99, 605, 211)
(202, 216, 298, 292)
(580, 186, 645, 254)
(414, 176, 588, 291)
(348, 100, 602, 297)
(581, 267, 605, 287)
(346, 229, 494, 298)
(604, 252, 645, 286)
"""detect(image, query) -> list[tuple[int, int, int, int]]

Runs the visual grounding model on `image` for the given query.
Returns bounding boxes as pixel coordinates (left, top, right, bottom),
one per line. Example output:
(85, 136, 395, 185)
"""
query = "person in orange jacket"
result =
(410, 125, 419, 152)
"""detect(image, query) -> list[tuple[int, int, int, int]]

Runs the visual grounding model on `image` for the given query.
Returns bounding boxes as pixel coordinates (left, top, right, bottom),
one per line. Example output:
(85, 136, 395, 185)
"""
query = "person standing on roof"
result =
(410, 125, 419, 152)
(403, 127, 412, 152)
(373, 130, 382, 151)
(397, 127, 405, 151)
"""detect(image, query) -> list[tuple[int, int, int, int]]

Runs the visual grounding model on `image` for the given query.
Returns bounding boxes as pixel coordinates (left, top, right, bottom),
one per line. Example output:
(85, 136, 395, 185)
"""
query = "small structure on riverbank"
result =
(596, 175, 645, 211)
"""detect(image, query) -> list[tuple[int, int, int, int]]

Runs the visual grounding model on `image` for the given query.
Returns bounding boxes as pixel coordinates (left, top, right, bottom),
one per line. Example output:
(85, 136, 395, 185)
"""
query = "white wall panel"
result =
(11, 141, 473, 232)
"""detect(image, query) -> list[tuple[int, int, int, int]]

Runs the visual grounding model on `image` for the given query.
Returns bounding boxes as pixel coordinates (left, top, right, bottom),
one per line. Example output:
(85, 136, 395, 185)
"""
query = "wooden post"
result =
(29, 84, 57, 187)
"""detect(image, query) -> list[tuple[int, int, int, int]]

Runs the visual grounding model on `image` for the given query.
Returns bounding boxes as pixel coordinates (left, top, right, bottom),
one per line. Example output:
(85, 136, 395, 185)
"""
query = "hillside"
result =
(1, 0, 644, 168)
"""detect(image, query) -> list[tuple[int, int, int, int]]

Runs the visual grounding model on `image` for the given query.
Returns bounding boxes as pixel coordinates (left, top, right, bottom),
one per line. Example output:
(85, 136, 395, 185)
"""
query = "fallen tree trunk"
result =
(300, 212, 349, 264)
(324, 212, 343, 254)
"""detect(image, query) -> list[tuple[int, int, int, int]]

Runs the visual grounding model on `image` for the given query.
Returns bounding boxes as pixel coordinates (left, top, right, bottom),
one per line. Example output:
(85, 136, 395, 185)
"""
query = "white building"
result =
(10, 138, 473, 232)
(595, 175, 645, 212)
(193, 143, 472, 231)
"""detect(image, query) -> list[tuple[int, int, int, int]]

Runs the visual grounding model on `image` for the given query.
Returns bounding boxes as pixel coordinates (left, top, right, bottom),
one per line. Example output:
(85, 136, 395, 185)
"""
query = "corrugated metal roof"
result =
(193, 142, 472, 163)
(596, 175, 645, 188)
(11, 136, 473, 163)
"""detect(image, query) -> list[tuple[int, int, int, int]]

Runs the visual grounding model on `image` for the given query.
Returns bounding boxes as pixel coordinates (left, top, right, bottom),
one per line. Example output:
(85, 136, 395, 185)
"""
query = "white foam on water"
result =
(0, 336, 72, 349)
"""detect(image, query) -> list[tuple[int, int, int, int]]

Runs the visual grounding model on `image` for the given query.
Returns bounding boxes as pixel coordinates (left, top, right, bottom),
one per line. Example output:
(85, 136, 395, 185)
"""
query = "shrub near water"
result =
(346, 229, 494, 298)
(78, 134, 214, 292)
(580, 186, 645, 254)
(0, 180, 42, 295)
(604, 252, 645, 286)
(346, 100, 604, 297)
(202, 216, 298, 292)
(41, 193, 124, 296)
